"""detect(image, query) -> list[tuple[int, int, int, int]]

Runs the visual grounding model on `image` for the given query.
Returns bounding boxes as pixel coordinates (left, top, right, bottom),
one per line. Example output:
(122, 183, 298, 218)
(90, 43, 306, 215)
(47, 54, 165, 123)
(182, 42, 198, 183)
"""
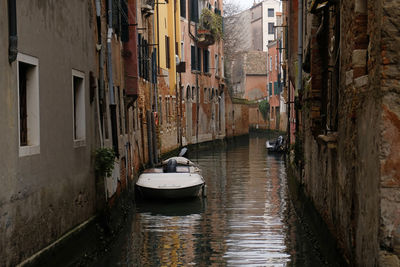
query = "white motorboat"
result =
(136, 154, 206, 199)
(266, 135, 286, 153)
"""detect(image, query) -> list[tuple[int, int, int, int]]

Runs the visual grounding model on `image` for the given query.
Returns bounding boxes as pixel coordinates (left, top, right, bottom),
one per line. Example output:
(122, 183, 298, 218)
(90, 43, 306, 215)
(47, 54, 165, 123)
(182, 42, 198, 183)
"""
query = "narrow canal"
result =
(96, 134, 346, 266)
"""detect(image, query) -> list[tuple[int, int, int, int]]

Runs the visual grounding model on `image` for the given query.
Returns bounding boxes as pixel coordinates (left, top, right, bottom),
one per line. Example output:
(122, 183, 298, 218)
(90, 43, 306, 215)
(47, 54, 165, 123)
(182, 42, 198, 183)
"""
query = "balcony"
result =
(197, 29, 215, 47)
(197, 8, 222, 47)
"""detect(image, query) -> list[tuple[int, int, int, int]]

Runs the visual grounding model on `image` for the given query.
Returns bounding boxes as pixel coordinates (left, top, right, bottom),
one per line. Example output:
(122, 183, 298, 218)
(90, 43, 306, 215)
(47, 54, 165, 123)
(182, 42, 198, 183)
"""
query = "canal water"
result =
(96, 134, 346, 267)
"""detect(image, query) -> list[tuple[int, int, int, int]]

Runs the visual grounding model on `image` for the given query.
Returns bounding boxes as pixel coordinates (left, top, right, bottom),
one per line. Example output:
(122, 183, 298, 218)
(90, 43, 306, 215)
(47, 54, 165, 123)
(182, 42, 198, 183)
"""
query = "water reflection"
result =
(96, 135, 344, 267)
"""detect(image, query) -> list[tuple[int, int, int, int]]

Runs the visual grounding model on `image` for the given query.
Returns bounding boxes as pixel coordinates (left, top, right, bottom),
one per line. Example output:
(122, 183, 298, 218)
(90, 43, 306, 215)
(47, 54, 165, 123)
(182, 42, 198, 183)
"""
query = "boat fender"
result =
(202, 185, 207, 198)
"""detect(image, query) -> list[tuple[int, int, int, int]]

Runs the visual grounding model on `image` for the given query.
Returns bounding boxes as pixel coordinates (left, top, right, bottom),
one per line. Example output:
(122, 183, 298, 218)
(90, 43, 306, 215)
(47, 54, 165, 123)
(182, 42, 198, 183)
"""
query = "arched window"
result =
(192, 86, 195, 101)
(186, 85, 191, 101)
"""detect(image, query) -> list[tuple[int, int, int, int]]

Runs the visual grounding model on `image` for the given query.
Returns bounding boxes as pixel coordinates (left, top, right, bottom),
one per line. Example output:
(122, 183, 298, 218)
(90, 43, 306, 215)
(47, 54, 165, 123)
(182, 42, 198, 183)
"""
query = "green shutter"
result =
(269, 83, 272, 96)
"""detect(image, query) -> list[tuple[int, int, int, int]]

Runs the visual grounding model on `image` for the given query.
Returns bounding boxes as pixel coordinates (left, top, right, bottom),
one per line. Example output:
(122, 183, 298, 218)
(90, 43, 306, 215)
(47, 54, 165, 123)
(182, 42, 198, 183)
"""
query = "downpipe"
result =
(107, 0, 119, 157)
(8, 0, 17, 63)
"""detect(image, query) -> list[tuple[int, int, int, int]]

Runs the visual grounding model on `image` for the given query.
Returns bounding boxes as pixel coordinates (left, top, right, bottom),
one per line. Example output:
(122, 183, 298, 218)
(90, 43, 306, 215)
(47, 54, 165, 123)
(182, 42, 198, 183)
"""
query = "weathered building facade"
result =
(289, 0, 400, 265)
(179, 0, 227, 145)
(0, 0, 245, 265)
(0, 1, 98, 265)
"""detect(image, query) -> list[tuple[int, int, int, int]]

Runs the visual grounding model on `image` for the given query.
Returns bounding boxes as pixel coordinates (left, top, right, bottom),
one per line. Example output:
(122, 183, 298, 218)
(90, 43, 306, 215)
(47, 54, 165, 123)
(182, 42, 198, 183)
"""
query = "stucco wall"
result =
(0, 1, 97, 265)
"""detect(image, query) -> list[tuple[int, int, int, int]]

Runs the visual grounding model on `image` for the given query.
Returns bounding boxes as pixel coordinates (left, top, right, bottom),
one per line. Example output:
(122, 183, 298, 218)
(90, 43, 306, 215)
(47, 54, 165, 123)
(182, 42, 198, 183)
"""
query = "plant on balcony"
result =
(198, 8, 223, 41)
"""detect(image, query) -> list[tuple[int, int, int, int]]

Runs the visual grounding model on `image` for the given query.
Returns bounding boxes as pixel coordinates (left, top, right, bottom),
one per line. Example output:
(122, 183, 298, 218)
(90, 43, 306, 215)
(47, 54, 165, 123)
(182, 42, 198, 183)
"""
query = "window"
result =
(191, 45, 196, 70)
(269, 83, 272, 96)
(203, 49, 209, 73)
(192, 86, 196, 101)
(190, 0, 199, 22)
(215, 54, 219, 75)
(72, 69, 86, 146)
(197, 47, 202, 71)
(268, 8, 274, 17)
(117, 87, 123, 135)
(166, 96, 170, 123)
(221, 57, 224, 77)
(180, 0, 186, 18)
(158, 96, 163, 125)
(18, 54, 40, 156)
(274, 82, 279, 94)
(191, 45, 201, 71)
(186, 85, 191, 101)
(268, 23, 275, 35)
(138, 34, 150, 81)
(165, 35, 170, 69)
(269, 56, 272, 71)
(172, 97, 176, 116)
(204, 88, 207, 103)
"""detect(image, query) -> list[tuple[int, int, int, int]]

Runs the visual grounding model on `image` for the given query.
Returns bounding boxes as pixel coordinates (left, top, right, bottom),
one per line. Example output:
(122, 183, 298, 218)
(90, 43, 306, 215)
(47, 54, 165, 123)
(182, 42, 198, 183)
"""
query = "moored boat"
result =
(135, 154, 206, 199)
(266, 135, 286, 153)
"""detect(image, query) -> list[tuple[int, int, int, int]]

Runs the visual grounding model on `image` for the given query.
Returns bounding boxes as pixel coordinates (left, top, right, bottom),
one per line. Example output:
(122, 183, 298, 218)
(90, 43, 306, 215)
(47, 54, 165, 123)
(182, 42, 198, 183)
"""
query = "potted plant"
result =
(198, 8, 223, 47)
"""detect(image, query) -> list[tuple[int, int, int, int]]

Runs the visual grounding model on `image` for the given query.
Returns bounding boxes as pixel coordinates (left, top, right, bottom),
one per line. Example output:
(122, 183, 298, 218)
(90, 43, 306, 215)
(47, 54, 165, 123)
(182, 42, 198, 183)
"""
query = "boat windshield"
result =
(175, 166, 190, 173)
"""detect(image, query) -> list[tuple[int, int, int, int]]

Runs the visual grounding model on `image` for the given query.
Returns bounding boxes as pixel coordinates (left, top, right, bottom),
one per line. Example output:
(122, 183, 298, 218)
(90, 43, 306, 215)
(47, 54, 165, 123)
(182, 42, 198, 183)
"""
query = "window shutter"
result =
(197, 47, 201, 71)
(180, 0, 186, 18)
(191, 45, 195, 70)
(165, 36, 170, 69)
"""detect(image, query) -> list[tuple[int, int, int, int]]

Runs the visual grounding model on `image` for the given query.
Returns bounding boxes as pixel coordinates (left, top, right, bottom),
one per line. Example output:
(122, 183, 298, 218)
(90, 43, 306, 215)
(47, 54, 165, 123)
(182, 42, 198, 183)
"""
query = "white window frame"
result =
(17, 53, 40, 157)
(72, 69, 86, 147)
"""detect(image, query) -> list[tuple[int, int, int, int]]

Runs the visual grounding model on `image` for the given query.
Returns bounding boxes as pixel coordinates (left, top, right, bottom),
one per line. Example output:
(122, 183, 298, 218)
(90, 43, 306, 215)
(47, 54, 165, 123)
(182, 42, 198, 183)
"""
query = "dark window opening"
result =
(19, 62, 28, 146)
(165, 36, 170, 69)
(268, 8, 274, 17)
(180, 0, 186, 18)
(190, 0, 199, 22)
(268, 23, 275, 35)
(203, 49, 209, 73)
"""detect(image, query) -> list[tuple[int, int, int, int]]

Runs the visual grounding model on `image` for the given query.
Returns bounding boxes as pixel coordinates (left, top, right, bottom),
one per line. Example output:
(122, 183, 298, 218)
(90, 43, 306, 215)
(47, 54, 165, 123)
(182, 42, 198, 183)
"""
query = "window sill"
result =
(203, 72, 212, 77)
(19, 145, 40, 157)
(191, 70, 201, 74)
(74, 139, 86, 148)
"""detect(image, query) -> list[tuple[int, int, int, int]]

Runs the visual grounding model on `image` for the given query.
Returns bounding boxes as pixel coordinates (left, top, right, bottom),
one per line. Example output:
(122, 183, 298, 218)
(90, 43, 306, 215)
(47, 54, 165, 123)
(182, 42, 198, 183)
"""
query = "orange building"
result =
(267, 40, 281, 130)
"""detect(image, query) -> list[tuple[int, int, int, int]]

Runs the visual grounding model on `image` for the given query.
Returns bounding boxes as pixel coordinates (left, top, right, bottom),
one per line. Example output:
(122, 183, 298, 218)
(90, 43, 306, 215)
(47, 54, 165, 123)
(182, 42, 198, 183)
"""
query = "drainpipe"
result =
(8, 0, 17, 64)
(95, 0, 104, 147)
(107, 0, 119, 157)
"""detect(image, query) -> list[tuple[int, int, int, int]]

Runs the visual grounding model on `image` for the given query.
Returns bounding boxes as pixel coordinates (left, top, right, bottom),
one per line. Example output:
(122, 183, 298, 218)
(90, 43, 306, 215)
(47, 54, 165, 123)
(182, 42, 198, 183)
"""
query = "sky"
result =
(224, 0, 260, 11)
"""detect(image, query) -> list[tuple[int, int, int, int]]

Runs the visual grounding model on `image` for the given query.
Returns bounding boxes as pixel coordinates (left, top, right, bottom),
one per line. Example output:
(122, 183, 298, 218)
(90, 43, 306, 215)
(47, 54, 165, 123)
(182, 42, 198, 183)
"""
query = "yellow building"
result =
(155, 0, 181, 94)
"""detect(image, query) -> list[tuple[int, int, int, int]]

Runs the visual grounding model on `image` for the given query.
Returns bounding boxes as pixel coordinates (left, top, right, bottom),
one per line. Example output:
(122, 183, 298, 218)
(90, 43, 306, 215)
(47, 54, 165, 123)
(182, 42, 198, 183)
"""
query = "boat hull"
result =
(136, 183, 204, 199)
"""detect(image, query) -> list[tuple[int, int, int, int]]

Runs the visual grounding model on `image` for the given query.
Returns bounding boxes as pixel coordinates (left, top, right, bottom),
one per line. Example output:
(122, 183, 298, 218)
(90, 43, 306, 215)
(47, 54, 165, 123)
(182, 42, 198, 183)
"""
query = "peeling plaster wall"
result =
(0, 1, 97, 265)
(379, 0, 400, 261)
(299, 0, 400, 265)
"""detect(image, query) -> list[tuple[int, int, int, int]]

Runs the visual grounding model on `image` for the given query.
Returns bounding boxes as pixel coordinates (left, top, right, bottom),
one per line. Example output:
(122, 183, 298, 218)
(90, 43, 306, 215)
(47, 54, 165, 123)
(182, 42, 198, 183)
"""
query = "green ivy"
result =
(94, 147, 116, 178)
(258, 100, 270, 120)
(199, 8, 223, 40)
